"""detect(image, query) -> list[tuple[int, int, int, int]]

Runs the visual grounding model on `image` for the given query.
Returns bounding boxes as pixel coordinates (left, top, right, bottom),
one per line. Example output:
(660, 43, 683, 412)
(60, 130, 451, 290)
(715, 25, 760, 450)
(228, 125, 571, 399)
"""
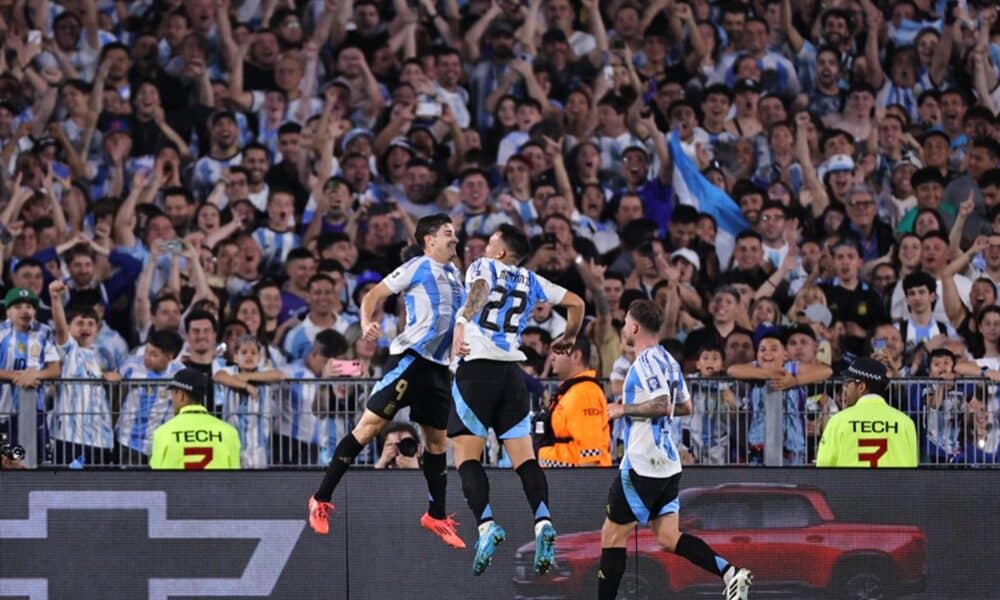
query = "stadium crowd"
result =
(0, 0, 999, 468)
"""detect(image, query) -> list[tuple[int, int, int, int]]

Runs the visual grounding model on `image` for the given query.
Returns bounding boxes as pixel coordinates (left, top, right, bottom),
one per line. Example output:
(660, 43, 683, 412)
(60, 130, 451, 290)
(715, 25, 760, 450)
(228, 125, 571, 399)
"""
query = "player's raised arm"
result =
(550, 291, 585, 354)
(359, 282, 394, 341)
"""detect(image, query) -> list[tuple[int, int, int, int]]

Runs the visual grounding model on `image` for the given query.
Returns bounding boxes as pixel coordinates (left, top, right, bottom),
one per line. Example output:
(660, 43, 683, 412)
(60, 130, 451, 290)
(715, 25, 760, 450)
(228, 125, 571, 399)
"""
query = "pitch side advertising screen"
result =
(1, 469, 997, 599)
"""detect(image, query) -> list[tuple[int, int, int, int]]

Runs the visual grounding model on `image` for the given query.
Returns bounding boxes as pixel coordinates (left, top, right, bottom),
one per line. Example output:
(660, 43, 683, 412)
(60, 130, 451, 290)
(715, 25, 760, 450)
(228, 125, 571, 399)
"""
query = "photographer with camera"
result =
(374, 421, 422, 469)
(537, 338, 611, 467)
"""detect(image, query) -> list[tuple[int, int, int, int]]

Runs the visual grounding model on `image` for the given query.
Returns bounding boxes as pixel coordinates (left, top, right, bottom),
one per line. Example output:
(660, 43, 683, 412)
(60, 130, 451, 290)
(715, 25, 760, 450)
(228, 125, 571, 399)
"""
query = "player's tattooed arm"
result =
(621, 394, 672, 418)
(461, 278, 490, 321)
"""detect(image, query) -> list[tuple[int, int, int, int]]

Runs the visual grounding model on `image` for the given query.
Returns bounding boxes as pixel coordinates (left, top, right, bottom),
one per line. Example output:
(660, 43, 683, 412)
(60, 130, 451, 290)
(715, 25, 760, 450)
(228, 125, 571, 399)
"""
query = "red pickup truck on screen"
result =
(513, 483, 927, 599)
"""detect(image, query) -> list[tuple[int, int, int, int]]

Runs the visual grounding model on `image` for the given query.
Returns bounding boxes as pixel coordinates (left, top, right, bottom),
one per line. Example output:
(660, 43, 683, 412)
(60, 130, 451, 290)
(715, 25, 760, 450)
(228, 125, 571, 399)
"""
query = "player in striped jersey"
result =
(449, 225, 585, 576)
(115, 330, 184, 465)
(310, 214, 468, 550)
(600, 300, 752, 600)
(213, 335, 284, 468)
(47, 281, 122, 465)
(0, 288, 61, 454)
(253, 189, 301, 276)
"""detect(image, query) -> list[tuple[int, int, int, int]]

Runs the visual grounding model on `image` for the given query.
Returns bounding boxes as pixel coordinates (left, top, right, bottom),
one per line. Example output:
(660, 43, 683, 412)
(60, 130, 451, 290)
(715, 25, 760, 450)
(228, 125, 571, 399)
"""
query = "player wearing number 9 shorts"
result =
(309, 215, 469, 550)
(817, 357, 918, 467)
(450, 225, 585, 577)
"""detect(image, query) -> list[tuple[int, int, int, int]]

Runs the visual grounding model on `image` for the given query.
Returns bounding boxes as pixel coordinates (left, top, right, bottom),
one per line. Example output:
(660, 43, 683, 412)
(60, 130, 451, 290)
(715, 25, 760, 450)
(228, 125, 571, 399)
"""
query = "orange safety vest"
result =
(538, 370, 612, 467)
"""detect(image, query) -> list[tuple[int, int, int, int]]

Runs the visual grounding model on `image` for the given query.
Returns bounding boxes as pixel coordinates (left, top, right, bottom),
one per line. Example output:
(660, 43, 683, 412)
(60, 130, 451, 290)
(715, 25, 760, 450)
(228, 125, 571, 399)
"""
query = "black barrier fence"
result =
(1, 469, 998, 600)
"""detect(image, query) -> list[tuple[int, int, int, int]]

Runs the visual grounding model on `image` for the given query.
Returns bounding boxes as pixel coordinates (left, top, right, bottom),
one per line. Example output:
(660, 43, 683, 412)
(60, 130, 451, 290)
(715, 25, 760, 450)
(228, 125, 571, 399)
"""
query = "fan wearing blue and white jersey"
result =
(252, 189, 301, 276)
(0, 288, 61, 455)
(212, 335, 284, 469)
(600, 299, 753, 600)
(115, 330, 184, 464)
(310, 215, 468, 551)
(449, 224, 586, 578)
(47, 280, 120, 465)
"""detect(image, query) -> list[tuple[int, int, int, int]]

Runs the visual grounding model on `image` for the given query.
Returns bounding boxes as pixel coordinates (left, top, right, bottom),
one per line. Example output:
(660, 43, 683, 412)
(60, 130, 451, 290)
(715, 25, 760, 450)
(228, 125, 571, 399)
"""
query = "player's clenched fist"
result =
(361, 322, 380, 341)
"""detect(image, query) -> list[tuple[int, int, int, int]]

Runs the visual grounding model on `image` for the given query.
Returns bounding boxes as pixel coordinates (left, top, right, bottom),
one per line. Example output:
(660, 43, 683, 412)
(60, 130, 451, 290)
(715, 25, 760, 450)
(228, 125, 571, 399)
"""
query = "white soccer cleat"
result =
(724, 567, 752, 600)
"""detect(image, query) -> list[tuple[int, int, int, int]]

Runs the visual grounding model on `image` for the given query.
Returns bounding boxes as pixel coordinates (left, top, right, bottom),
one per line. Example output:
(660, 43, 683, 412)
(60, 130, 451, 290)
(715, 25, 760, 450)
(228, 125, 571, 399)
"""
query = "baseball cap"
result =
(892, 152, 923, 172)
(800, 303, 833, 327)
(733, 79, 761, 95)
(341, 127, 374, 152)
(845, 357, 888, 389)
(817, 154, 855, 181)
(489, 20, 516, 37)
(168, 368, 210, 404)
(3, 288, 38, 309)
(783, 323, 817, 342)
(670, 248, 701, 271)
(100, 116, 131, 136)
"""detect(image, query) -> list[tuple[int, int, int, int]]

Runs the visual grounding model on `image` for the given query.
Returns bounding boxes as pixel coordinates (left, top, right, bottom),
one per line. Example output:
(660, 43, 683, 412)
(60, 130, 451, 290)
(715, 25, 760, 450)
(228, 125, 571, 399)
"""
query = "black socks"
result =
(314, 433, 364, 502)
(421, 450, 448, 519)
(458, 459, 493, 523)
(597, 547, 627, 600)
(674, 532, 730, 577)
(515, 459, 551, 523)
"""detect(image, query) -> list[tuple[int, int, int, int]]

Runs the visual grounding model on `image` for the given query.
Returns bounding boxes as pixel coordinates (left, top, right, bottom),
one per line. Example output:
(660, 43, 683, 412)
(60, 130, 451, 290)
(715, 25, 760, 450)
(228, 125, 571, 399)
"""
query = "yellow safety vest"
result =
(817, 394, 918, 468)
(150, 405, 241, 470)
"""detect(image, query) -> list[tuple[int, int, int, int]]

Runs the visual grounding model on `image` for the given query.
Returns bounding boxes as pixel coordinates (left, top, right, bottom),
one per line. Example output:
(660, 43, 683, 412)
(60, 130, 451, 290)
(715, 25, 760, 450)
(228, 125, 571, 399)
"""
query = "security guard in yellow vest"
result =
(817, 358, 918, 468)
(150, 368, 241, 469)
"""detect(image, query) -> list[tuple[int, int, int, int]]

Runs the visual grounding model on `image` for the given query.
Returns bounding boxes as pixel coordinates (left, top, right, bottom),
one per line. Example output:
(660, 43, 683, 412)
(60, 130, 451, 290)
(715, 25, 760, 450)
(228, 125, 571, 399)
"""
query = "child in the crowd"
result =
(115, 329, 185, 465)
(728, 331, 832, 465)
(213, 334, 284, 468)
(47, 280, 122, 465)
(684, 344, 738, 464)
(913, 348, 972, 463)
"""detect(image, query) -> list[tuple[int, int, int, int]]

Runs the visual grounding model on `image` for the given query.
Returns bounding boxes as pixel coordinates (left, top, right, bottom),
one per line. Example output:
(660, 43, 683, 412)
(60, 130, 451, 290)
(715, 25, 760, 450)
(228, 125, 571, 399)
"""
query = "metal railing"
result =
(1, 376, 997, 468)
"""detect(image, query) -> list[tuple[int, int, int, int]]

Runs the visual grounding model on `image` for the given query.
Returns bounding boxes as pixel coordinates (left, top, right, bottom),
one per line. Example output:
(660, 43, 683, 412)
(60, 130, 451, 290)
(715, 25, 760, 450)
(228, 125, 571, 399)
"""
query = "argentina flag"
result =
(668, 131, 749, 268)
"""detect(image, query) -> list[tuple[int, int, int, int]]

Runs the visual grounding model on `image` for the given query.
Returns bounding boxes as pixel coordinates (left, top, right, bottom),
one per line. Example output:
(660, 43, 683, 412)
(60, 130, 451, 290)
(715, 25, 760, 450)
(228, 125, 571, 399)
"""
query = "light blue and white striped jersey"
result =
(277, 361, 323, 445)
(0, 320, 60, 415)
(115, 360, 183, 454)
(384, 255, 465, 364)
(621, 344, 689, 478)
(252, 227, 301, 276)
(95, 322, 129, 372)
(192, 152, 243, 200)
(282, 313, 359, 361)
(463, 258, 567, 362)
(746, 360, 807, 457)
(50, 338, 113, 448)
(213, 364, 274, 468)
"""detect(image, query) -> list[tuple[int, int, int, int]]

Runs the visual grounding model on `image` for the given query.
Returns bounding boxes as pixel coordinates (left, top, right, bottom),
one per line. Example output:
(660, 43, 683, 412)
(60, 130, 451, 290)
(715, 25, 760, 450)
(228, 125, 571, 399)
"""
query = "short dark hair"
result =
(65, 303, 99, 324)
(415, 214, 452, 249)
(697, 343, 724, 358)
(151, 294, 180, 315)
(308, 273, 337, 290)
(929, 347, 956, 363)
(185, 309, 218, 333)
(902, 270, 937, 295)
(521, 326, 552, 344)
(670, 204, 699, 224)
(627, 299, 664, 334)
(314, 329, 349, 358)
(286, 247, 315, 263)
(147, 329, 184, 357)
(496, 224, 530, 260)
(570, 337, 591, 365)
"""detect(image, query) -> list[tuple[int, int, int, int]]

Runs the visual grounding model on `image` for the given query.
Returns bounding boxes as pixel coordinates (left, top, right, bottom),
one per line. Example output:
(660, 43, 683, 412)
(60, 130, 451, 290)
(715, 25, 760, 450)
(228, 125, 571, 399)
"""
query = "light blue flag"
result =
(668, 131, 749, 267)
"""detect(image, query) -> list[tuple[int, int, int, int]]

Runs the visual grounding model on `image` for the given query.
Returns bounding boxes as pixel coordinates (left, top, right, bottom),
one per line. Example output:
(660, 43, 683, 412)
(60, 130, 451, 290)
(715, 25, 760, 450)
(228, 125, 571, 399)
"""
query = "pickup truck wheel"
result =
(837, 568, 896, 600)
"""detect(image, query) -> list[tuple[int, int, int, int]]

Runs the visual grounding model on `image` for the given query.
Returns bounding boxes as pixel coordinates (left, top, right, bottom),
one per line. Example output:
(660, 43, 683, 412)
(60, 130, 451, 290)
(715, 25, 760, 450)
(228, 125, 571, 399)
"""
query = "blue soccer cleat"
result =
(533, 522, 557, 575)
(472, 522, 506, 576)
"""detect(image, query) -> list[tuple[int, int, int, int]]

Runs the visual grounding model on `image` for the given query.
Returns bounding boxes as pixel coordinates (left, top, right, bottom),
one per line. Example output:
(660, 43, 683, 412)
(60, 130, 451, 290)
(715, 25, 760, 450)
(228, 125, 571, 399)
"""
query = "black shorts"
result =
(366, 352, 450, 430)
(606, 469, 681, 526)
(448, 360, 530, 439)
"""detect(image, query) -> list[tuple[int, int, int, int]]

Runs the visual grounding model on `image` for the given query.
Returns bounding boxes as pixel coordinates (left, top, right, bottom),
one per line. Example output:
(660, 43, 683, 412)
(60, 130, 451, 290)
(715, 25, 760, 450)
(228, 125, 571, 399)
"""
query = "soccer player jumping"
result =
(450, 225, 585, 576)
(599, 299, 752, 600)
(309, 214, 467, 549)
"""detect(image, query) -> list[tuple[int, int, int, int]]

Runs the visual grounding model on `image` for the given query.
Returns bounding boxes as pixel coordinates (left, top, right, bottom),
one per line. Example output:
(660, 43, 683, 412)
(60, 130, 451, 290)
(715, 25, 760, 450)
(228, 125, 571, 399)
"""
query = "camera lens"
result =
(397, 437, 418, 457)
